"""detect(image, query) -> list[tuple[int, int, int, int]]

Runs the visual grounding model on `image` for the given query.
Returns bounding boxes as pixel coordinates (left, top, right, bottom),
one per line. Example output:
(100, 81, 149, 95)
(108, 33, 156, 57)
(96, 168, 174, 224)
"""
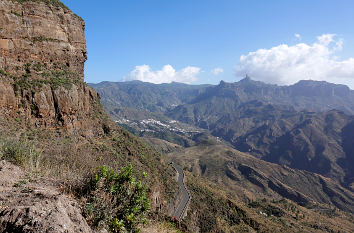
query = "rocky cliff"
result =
(0, 1, 177, 232)
(0, 0, 86, 79)
(0, 0, 101, 133)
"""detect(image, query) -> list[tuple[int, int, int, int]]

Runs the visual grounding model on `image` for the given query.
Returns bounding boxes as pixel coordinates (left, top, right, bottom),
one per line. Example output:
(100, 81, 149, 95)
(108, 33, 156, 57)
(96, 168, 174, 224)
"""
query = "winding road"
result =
(170, 162, 191, 220)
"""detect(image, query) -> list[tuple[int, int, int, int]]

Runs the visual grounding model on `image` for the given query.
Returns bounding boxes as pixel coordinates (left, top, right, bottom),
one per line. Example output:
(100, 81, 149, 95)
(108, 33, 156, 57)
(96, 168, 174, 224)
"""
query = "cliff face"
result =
(0, 0, 100, 133)
(0, 1, 175, 222)
(0, 0, 86, 79)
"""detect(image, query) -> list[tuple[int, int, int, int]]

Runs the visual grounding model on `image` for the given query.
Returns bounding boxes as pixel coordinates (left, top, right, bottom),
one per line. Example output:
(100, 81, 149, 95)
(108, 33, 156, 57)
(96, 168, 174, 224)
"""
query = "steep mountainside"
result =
(168, 93, 354, 190)
(184, 174, 354, 233)
(0, 0, 92, 130)
(165, 143, 354, 232)
(0, 1, 178, 232)
(0, 0, 86, 80)
(168, 144, 354, 213)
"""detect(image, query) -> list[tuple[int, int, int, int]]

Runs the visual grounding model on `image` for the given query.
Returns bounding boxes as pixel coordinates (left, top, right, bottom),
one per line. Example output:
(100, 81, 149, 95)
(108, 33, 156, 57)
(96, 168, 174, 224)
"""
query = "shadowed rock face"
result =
(0, 0, 86, 80)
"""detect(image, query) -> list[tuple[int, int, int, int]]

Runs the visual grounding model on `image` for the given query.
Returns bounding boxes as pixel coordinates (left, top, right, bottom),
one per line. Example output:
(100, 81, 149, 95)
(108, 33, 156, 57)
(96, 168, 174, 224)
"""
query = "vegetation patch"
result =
(12, 0, 69, 10)
(0, 69, 9, 76)
(12, 63, 82, 95)
(10, 10, 21, 16)
(248, 200, 286, 217)
(11, 0, 83, 20)
(0, 138, 42, 172)
(30, 36, 61, 44)
(82, 165, 150, 233)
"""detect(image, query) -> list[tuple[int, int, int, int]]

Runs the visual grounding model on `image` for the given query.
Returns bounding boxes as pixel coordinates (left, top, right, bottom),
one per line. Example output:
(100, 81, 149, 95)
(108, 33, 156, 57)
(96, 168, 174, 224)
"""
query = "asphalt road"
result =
(171, 162, 191, 220)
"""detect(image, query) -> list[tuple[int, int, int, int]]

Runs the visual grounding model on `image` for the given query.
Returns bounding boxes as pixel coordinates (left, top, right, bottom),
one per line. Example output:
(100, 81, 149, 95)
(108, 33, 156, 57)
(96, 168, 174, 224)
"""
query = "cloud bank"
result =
(211, 67, 224, 75)
(125, 64, 201, 84)
(235, 34, 354, 88)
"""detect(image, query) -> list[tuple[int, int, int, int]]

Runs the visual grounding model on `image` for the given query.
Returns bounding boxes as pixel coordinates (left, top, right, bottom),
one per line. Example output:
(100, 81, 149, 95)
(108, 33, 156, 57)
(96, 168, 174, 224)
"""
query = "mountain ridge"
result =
(92, 78, 354, 191)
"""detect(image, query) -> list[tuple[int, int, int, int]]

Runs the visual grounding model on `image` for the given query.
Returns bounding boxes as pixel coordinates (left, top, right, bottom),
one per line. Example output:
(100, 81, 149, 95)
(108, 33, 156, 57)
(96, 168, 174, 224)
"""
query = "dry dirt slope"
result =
(164, 143, 354, 232)
(0, 160, 92, 232)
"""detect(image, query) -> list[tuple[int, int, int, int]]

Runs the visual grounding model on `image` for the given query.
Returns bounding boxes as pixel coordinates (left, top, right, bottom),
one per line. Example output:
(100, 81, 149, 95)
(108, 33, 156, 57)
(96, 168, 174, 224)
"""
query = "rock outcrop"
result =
(0, 160, 92, 233)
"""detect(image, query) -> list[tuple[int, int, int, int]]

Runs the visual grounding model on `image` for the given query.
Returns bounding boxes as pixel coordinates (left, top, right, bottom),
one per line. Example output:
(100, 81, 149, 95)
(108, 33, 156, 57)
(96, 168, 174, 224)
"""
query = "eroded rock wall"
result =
(0, 0, 86, 79)
(0, 0, 104, 133)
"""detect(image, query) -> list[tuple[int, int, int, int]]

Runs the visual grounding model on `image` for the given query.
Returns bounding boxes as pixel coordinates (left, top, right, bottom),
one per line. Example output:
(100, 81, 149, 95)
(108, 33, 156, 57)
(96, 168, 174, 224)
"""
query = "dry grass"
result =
(0, 114, 178, 213)
(141, 221, 184, 233)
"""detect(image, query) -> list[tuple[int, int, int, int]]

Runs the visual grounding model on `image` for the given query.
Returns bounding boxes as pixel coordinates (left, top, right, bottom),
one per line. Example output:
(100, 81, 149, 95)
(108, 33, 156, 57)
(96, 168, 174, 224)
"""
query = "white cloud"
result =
(235, 34, 354, 88)
(211, 67, 224, 75)
(124, 64, 201, 84)
(294, 33, 301, 40)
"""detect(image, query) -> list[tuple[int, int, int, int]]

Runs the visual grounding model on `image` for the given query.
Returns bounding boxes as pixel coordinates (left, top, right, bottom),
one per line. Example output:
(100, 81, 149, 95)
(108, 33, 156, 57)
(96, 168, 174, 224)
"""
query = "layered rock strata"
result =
(0, 0, 86, 79)
(0, 0, 102, 132)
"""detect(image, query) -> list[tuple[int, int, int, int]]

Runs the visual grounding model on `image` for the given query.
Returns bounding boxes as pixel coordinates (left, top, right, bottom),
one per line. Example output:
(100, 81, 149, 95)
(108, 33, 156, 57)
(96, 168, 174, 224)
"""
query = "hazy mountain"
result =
(91, 78, 354, 190)
(89, 80, 210, 115)
(190, 77, 354, 115)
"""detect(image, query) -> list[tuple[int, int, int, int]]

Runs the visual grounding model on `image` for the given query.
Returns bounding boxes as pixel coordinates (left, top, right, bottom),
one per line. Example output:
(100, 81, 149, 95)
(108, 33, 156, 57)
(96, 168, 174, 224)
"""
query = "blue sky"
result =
(61, 0, 354, 87)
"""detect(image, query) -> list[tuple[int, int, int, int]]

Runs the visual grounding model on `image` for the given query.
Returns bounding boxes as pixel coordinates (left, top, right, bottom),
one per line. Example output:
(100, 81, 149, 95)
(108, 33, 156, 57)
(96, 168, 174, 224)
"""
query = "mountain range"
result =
(91, 78, 354, 191)
(2, 0, 354, 232)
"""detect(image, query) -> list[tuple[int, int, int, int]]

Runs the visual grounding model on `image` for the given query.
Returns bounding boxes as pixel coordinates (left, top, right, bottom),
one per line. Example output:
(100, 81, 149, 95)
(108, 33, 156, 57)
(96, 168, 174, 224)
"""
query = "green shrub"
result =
(84, 165, 150, 233)
(11, 0, 83, 20)
(12, 0, 68, 9)
(0, 69, 9, 76)
(0, 139, 42, 171)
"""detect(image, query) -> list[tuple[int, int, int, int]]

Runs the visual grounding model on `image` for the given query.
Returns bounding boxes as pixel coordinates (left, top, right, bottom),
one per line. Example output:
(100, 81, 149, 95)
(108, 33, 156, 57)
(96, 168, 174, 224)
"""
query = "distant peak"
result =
(240, 75, 252, 82)
(219, 80, 231, 88)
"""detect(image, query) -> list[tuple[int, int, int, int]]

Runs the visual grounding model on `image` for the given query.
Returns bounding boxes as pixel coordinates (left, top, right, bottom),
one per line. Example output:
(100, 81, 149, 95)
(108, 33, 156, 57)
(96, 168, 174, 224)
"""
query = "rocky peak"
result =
(239, 74, 252, 82)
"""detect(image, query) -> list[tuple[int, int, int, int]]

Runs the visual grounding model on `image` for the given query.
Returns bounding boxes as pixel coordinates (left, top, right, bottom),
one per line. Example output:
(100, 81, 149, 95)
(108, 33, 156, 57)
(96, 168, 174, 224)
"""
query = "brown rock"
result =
(33, 84, 55, 118)
(0, 0, 86, 79)
(0, 79, 16, 111)
(0, 160, 93, 233)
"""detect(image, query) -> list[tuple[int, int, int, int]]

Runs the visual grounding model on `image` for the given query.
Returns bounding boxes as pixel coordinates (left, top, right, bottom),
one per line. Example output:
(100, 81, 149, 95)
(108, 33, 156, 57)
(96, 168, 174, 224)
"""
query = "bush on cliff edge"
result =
(83, 165, 150, 233)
